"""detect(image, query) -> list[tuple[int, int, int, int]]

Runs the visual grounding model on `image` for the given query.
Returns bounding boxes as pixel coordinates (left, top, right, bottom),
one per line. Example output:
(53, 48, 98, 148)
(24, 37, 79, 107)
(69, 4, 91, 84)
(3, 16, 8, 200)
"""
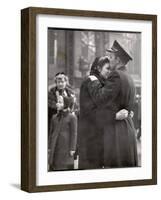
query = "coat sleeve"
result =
(87, 71, 121, 106)
(48, 89, 57, 109)
(48, 116, 55, 150)
(69, 114, 77, 151)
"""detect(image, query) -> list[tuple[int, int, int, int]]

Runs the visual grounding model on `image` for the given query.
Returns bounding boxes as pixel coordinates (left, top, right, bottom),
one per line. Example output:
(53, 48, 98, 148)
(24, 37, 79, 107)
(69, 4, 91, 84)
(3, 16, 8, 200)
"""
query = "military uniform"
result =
(87, 66, 138, 167)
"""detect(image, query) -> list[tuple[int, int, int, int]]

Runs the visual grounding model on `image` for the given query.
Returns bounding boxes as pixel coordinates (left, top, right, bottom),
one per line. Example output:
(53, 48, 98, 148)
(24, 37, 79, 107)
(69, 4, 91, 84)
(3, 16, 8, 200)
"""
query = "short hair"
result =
(54, 72, 69, 84)
(55, 72, 65, 76)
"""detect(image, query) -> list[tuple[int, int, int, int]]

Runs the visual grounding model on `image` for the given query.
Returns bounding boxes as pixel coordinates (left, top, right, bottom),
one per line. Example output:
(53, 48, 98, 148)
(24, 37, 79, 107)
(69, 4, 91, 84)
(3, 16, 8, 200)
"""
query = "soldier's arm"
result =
(87, 71, 121, 106)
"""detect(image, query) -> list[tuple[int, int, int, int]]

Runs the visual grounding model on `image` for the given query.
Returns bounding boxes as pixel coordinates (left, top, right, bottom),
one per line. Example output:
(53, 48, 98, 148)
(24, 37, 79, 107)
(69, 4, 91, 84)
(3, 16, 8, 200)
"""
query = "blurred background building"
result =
(48, 28, 141, 99)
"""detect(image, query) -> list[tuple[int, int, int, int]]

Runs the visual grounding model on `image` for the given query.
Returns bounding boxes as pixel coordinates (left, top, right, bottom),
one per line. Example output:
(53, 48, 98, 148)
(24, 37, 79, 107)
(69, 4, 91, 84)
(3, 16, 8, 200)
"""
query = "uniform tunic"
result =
(88, 66, 138, 167)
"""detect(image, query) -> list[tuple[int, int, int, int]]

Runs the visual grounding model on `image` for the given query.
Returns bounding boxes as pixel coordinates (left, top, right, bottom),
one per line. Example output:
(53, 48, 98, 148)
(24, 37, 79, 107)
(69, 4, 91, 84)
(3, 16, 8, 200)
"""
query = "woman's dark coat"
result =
(48, 86, 75, 133)
(88, 66, 138, 167)
(78, 75, 105, 169)
(49, 111, 77, 170)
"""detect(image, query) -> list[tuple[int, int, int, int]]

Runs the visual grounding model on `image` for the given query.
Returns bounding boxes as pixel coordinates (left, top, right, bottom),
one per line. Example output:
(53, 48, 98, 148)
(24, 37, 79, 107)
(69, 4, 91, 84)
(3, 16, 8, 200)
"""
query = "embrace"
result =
(78, 40, 138, 169)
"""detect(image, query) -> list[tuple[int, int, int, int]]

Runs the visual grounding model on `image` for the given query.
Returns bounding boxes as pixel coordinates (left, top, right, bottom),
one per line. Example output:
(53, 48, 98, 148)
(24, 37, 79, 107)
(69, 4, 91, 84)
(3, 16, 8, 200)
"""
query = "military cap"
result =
(106, 40, 133, 64)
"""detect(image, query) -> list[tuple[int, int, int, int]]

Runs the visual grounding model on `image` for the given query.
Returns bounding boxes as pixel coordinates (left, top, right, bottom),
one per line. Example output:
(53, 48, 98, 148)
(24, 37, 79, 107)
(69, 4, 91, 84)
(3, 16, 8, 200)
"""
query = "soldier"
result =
(87, 40, 138, 168)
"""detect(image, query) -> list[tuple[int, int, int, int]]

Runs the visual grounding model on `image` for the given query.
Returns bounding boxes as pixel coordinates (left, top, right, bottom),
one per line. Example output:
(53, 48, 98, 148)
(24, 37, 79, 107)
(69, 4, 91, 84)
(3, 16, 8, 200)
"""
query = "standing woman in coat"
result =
(48, 74, 77, 171)
(48, 72, 75, 134)
(88, 40, 138, 168)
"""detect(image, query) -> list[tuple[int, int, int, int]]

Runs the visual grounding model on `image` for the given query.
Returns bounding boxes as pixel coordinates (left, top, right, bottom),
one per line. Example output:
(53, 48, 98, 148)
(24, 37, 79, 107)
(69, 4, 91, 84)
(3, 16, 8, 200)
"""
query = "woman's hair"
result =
(98, 56, 110, 68)
(90, 56, 109, 76)
(54, 72, 69, 84)
(90, 57, 100, 75)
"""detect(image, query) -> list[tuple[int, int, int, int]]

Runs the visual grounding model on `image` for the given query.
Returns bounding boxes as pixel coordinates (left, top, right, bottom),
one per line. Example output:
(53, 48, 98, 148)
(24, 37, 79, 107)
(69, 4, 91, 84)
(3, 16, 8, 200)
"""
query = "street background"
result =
(48, 30, 142, 166)
(0, 0, 160, 199)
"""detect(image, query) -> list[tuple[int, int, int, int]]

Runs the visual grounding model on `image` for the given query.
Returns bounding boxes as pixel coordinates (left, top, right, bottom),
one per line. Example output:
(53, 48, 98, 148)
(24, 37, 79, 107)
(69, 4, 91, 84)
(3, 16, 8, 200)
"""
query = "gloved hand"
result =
(116, 109, 128, 120)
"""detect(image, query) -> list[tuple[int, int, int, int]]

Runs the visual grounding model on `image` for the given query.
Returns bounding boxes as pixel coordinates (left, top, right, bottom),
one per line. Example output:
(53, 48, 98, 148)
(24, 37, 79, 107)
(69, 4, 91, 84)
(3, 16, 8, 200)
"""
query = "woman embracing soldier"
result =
(78, 40, 138, 170)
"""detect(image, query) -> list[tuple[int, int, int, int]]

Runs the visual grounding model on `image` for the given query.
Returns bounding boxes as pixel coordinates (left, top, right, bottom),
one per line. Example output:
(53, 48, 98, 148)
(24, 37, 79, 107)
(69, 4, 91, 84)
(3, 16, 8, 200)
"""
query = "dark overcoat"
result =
(78, 76, 104, 169)
(49, 111, 77, 170)
(88, 66, 138, 168)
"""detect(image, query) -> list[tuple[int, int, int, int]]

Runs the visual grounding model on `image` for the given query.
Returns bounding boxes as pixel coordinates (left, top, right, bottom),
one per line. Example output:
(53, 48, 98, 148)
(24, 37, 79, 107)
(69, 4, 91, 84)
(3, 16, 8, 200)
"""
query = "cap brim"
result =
(106, 48, 118, 53)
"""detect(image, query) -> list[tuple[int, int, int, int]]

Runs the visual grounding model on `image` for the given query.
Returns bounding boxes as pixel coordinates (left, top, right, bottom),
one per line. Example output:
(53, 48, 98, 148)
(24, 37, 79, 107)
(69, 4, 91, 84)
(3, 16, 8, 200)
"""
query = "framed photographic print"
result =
(21, 7, 157, 192)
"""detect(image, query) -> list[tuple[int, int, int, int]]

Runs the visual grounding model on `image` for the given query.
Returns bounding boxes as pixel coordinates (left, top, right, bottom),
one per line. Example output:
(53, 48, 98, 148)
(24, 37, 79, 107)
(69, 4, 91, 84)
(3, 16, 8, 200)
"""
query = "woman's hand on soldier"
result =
(115, 109, 128, 120)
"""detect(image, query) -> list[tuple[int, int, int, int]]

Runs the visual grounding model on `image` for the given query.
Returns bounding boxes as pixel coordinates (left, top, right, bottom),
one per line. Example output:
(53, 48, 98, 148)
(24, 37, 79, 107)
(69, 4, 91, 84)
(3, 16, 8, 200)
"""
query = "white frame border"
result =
(36, 14, 152, 186)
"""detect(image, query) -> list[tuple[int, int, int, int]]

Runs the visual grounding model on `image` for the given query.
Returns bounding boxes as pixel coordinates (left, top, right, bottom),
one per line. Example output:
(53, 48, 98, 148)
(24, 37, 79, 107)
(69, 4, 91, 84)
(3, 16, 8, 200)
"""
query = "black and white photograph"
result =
(21, 7, 157, 192)
(47, 28, 141, 172)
